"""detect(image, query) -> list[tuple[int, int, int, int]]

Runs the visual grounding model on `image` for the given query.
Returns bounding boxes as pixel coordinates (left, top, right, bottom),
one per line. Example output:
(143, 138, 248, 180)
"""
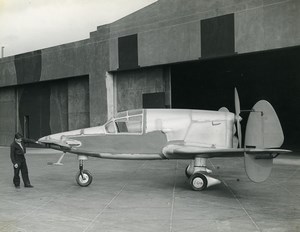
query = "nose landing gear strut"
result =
(75, 156, 93, 187)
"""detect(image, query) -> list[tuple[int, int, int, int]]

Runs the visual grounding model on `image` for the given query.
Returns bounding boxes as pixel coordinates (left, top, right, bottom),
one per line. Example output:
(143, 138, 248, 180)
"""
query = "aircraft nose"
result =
(38, 135, 50, 142)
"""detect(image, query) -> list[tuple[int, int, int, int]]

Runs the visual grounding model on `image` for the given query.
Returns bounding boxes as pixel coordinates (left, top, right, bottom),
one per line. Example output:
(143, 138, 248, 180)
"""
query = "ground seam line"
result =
(208, 159, 261, 232)
(223, 181, 261, 232)
(82, 183, 127, 232)
(82, 161, 147, 232)
(270, 175, 300, 198)
(169, 161, 178, 232)
(271, 166, 299, 193)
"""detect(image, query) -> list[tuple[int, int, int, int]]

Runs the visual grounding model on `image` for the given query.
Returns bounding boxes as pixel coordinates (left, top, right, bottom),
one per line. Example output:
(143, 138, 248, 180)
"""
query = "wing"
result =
(162, 142, 291, 159)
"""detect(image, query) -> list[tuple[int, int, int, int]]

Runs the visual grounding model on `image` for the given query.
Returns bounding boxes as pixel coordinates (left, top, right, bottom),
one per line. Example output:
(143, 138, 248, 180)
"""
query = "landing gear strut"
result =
(186, 157, 221, 191)
(75, 156, 93, 187)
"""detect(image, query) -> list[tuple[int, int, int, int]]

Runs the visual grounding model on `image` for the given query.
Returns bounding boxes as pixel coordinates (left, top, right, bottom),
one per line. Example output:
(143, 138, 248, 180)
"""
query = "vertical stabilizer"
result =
(245, 100, 284, 149)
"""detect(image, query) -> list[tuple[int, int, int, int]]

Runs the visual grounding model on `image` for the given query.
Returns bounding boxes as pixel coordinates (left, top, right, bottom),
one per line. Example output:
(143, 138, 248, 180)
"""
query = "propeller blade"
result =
(234, 88, 242, 148)
(237, 119, 242, 148)
(234, 88, 240, 115)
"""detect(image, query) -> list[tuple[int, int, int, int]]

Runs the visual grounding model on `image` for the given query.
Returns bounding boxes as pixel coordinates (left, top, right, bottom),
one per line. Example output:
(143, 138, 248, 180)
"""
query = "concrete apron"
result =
(0, 147, 299, 232)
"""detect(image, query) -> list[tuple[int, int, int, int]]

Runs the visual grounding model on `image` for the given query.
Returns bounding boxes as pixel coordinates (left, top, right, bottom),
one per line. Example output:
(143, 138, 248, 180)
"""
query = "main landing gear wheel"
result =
(76, 170, 93, 187)
(189, 173, 207, 191)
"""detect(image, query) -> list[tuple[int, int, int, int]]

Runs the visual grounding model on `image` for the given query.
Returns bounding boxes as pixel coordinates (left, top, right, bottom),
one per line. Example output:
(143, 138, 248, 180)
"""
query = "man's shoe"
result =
(24, 185, 34, 188)
(15, 186, 20, 189)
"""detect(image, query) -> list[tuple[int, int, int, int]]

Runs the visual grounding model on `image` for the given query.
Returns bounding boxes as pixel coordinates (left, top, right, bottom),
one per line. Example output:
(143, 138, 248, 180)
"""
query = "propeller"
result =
(234, 88, 242, 148)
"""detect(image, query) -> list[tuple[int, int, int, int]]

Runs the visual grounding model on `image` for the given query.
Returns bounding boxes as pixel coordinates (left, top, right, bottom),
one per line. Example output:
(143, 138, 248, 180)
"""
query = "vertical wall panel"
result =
(50, 80, 68, 134)
(68, 76, 90, 130)
(0, 87, 16, 145)
(88, 40, 110, 126)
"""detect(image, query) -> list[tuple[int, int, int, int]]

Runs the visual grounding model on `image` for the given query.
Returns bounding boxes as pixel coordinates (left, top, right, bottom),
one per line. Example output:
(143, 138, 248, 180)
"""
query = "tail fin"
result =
(244, 100, 284, 182)
(245, 100, 284, 148)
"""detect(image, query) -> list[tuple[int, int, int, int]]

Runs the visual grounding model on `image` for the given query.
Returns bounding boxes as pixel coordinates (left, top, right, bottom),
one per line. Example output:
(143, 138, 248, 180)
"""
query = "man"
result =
(10, 133, 36, 188)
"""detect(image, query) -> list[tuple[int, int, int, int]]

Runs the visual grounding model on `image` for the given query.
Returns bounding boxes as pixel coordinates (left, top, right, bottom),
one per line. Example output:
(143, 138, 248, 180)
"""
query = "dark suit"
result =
(10, 138, 34, 187)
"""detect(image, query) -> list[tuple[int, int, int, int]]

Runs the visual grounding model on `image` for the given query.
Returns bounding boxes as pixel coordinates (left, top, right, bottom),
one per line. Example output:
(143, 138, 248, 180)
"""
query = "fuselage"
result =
(39, 109, 235, 159)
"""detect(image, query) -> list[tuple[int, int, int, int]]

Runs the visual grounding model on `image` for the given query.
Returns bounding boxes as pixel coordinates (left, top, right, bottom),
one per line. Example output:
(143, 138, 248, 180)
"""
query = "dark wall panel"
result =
(143, 92, 166, 108)
(118, 34, 139, 70)
(19, 83, 51, 140)
(14, 51, 42, 84)
(201, 14, 235, 58)
(171, 46, 300, 148)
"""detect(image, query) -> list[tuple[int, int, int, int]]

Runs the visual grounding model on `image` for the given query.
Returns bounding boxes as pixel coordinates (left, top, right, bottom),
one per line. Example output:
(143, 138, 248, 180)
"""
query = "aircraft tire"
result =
(189, 173, 207, 191)
(185, 166, 191, 178)
(76, 170, 93, 187)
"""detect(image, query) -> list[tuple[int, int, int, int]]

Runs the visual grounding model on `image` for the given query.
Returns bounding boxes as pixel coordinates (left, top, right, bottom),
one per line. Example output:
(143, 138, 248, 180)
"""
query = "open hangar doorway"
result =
(171, 46, 300, 148)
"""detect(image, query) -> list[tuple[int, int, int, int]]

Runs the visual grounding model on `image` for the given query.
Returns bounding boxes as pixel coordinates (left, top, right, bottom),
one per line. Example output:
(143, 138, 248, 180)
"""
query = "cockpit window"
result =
(128, 109, 143, 116)
(128, 116, 143, 133)
(115, 115, 142, 133)
(105, 121, 116, 133)
(105, 110, 143, 134)
(115, 118, 128, 133)
(116, 111, 127, 118)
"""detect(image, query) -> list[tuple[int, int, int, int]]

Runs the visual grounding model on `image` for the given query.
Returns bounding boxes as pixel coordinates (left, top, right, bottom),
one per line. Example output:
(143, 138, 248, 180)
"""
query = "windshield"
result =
(105, 110, 143, 134)
(105, 121, 116, 133)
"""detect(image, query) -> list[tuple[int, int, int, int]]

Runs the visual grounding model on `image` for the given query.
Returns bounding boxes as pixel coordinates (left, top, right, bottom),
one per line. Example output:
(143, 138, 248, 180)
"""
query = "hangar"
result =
(0, 0, 299, 148)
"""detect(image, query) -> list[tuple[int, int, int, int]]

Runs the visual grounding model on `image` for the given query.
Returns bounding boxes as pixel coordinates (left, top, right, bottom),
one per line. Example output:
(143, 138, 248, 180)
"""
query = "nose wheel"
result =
(76, 159, 93, 187)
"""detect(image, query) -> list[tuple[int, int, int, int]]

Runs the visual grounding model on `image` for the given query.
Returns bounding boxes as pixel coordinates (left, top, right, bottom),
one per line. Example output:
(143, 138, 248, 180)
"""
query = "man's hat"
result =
(15, 133, 23, 139)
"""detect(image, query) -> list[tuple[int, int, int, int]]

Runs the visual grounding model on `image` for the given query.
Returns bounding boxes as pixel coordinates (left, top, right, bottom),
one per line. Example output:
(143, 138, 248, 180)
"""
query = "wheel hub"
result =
(193, 177, 204, 188)
(79, 173, 89, 184)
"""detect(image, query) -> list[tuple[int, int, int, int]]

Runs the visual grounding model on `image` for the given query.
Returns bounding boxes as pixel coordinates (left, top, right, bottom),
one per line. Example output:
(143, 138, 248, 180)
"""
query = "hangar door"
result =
(18, 76, 90, 140)
(171, 46, 300, 148)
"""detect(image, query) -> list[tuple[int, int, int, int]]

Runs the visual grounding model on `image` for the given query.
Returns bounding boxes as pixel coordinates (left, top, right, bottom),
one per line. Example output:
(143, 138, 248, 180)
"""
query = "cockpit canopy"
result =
(105, 109, 143, 134)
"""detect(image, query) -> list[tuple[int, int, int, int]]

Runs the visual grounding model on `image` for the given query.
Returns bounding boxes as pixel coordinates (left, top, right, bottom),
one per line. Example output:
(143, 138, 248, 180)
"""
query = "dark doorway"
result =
(171, 46, 300, 148)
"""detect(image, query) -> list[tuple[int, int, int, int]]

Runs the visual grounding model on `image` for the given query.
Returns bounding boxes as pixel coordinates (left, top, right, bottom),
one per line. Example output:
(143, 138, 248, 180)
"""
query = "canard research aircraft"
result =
(38, 89, 291, 191)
